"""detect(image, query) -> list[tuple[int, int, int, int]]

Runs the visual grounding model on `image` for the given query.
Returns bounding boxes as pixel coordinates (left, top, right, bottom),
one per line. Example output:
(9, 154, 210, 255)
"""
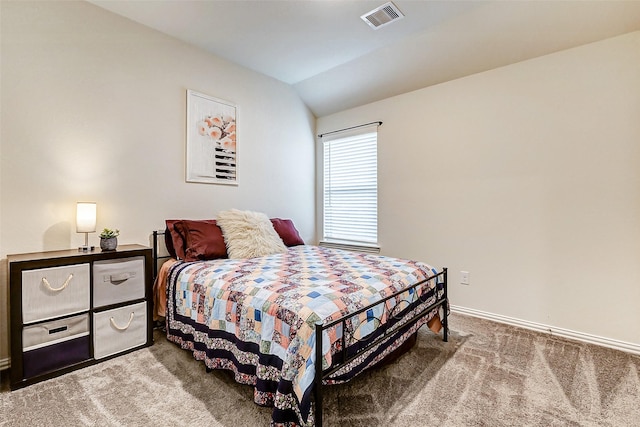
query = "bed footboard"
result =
(313, 268, 448, 426)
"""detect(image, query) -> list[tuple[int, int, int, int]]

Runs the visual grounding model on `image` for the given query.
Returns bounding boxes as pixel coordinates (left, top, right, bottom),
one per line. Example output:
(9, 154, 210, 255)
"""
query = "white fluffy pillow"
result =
(216, 209, 287, 259)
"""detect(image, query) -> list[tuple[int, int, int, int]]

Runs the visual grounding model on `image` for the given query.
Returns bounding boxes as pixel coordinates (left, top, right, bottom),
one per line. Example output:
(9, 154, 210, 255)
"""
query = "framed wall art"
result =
(186, 89, 238, 185)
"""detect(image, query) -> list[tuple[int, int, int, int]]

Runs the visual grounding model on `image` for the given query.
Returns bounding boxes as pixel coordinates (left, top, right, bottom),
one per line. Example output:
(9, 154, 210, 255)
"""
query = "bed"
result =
(152, 210, 449, 426)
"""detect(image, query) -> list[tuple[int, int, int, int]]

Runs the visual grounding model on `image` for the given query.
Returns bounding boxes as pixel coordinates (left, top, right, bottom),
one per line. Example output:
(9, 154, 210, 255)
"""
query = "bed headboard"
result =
(151, 230, 171, 280)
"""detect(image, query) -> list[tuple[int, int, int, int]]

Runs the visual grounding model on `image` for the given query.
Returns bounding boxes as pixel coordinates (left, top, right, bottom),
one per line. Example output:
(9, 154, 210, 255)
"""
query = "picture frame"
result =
(186, 89, 238, 185)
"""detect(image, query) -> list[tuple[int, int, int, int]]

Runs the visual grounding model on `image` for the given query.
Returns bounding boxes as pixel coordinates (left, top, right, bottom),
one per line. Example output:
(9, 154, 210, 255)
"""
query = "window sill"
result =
(318, 240, 380, 254)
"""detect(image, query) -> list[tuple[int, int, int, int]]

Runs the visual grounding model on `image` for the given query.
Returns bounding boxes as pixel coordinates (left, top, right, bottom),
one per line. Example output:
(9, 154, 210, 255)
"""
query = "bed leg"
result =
(443, 309, 449, 342)
(314, 323, 323, 427)
(206, 366, 212, 373)
(442, 268, 449, 342)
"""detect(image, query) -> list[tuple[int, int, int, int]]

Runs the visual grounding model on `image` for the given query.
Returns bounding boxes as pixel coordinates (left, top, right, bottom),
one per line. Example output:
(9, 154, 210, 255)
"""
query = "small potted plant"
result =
(99, 228, 120, 251)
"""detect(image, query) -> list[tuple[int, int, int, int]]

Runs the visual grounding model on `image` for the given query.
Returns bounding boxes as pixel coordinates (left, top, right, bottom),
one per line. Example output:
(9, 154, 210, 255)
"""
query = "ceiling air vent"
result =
(361, 2, 404, 30)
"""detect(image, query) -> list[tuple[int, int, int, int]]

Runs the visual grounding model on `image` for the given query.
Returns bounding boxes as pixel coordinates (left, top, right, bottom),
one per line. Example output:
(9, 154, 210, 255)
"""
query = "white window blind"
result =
(322, 125, 378, 246)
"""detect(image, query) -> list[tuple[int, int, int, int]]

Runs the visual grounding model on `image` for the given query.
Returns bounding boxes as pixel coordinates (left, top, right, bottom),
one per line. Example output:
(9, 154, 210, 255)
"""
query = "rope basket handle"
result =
(110, 312, 135, 331)
(42, 274, 73, 292)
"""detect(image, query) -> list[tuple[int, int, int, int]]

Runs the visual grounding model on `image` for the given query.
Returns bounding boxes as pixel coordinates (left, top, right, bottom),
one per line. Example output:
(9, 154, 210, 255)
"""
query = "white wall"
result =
(318, 32, 640, 347)
(0, 2, 316, 365)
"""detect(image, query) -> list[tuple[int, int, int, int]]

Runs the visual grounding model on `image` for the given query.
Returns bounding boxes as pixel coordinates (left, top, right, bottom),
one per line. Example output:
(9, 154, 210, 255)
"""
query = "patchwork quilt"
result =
(165, 245, 442, 426)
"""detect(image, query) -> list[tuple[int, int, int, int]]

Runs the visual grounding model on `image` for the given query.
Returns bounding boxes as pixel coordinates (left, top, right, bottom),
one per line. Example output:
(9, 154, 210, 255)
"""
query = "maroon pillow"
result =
(174, 219, 228, 262)
(270, 218, 304, 246)
(165, 219, 186, 260)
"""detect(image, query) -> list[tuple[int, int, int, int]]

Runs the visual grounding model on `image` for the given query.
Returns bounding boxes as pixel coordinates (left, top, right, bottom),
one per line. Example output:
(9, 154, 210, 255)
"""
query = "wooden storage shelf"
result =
(8, 244, 153, 390)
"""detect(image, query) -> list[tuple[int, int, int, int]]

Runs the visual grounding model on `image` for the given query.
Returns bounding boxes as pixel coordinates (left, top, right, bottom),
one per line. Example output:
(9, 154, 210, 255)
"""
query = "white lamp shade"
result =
(76, 202, 97, 233)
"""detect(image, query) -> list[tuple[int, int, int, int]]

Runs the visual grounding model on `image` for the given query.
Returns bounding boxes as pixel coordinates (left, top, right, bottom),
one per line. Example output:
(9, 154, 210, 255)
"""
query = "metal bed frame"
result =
(152, 230, 448, 426)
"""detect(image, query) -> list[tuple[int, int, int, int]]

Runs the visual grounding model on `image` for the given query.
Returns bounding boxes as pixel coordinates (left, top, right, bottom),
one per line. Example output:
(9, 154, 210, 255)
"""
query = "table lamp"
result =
(77, 202, 96, 251)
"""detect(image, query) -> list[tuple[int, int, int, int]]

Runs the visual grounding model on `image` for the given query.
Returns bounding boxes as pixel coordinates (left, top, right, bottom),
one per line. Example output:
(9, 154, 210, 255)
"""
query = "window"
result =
(321, 124, 378, 248)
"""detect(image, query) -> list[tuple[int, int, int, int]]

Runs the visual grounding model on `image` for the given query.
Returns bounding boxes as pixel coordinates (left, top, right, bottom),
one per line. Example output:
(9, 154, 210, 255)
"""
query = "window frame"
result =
(320, 124, 379, 251)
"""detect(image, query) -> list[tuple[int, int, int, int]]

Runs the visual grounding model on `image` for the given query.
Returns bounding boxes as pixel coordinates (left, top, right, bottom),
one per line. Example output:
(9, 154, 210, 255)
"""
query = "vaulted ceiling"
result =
(89, 1, 640, 117)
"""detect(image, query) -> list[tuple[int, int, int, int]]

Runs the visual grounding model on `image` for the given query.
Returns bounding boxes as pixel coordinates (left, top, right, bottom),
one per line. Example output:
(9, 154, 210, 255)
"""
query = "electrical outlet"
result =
(460, 271, 470, 285)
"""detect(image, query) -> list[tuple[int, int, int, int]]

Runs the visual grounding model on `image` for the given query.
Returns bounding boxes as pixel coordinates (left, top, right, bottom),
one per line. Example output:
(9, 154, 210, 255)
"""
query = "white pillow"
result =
(216, 209, 287, 259)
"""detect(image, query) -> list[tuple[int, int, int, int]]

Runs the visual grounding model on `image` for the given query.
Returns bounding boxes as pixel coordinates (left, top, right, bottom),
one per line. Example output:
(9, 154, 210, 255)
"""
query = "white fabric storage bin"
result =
(22, 264, 90, 324)
(93, 301, 147, 360)
(93, 256, 145, 307)
(23, 313, 89, 351)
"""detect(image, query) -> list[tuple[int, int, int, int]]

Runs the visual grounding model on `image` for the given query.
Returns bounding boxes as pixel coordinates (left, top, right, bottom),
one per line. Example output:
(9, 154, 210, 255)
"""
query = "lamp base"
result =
(78, 231, 94, 252)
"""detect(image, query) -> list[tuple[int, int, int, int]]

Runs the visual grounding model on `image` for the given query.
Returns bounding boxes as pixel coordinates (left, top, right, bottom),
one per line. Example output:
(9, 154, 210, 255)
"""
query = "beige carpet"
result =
(1, 313, 639, 426)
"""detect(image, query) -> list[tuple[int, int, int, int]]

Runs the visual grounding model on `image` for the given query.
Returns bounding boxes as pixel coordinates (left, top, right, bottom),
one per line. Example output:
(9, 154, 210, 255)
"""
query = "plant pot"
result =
(100, 237, 118, 252)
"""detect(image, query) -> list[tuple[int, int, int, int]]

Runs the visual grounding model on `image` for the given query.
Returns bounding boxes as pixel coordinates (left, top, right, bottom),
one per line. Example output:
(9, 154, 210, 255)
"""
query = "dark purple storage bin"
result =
(23, 335, 90, 379)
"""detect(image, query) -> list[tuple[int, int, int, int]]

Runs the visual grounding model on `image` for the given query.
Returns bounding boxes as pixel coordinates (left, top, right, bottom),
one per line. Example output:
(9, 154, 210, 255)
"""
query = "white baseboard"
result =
(0, 357, 9, 371)
(451, 305, 640, 356)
